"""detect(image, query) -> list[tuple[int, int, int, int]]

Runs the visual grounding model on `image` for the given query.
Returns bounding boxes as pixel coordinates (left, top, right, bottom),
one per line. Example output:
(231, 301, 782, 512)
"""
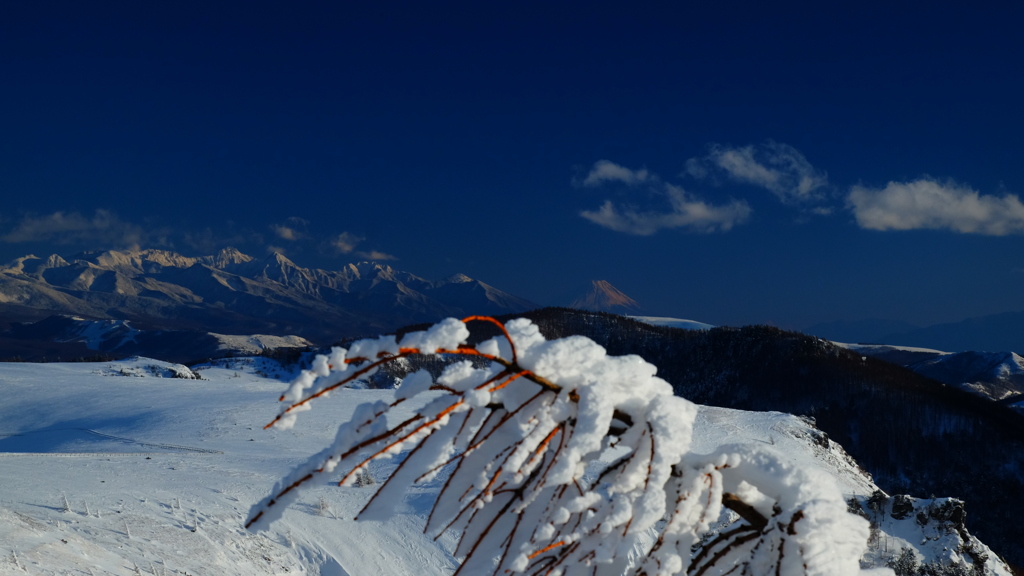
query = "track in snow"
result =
(0, 427, 223, 455)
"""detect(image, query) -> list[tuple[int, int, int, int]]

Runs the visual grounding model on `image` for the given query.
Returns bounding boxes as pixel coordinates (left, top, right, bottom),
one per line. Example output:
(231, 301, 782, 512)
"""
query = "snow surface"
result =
(0, 356, 1009, 575)
(852, 494, 1011, 576)
(627, 316, 716, 330)
(689, 408, 876, 497)
(0, 357, 460, 575)
(210, 333, 312, 354)
(60, 318, 141, 351)
(834, 342, 950, 355)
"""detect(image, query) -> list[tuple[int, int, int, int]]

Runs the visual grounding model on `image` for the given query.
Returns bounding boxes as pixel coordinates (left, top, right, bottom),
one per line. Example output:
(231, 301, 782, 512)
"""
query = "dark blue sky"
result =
(2, 2, 1023, 329)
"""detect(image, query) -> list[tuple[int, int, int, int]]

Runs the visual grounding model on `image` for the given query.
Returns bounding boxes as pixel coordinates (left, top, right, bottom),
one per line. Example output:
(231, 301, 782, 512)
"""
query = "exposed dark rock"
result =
(891, 494, 914, 520)
(930, 498, 967, 528)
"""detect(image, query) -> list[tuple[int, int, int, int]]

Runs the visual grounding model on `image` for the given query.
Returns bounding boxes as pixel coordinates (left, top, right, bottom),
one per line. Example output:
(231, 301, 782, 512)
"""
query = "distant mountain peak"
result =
(265, 251, 296, 266)
(354, 260, 394, 270)
(205, 247, 253, 268)
(217, 246, 247, 257)
(442, 273, 474, 284)
(1, 254, 40, 274)
(45, 254, 70, 268)
(348, 261, 400, 280)
(569, 280, 642, 313)
(68, 248, 201, 272)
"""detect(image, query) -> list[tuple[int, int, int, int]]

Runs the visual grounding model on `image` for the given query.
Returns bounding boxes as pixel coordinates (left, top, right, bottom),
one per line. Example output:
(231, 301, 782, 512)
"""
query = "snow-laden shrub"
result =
(247, 316, 885, 576)
(887, 548, 919, 576)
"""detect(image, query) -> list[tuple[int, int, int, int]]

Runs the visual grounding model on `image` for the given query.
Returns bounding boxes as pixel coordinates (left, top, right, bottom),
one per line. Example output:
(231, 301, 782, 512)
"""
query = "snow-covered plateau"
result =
(0, 355, 1011, 575)
(627, 316, 716, 331)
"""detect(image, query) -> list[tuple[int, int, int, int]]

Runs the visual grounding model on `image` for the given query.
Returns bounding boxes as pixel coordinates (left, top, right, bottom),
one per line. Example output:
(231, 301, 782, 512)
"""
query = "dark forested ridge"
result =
(399, 308, 1024, 566)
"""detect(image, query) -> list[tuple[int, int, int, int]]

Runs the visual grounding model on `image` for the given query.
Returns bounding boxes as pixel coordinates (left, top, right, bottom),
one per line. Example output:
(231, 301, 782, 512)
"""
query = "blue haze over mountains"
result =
(804, 315, 1024, 355)
(3, 246, 1024, 355)
(0, 248, 536, 345)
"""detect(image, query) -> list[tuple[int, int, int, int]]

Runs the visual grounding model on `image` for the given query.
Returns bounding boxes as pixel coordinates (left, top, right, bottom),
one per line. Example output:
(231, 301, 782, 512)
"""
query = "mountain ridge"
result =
(0, 248, 538, 343)
(806, 311, 1024, 355)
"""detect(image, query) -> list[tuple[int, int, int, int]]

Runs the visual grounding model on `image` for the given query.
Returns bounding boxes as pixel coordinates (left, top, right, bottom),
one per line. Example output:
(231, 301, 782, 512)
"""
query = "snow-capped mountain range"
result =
(835, 343, 1024, 409)
(907, 351, 1024, 402)
(0, 248, 537, 343)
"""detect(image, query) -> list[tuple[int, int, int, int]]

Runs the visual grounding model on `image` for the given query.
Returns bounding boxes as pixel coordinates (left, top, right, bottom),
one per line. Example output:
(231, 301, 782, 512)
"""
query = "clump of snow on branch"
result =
(247, 316, 885, 576)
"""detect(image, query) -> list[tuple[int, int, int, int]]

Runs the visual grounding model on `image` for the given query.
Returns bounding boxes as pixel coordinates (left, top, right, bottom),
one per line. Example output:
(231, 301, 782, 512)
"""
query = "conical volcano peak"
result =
(569, 280, 642, 313)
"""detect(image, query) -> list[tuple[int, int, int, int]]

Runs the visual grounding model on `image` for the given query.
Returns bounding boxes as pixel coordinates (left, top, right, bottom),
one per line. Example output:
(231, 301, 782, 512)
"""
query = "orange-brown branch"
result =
(527, 540, 568, 560)
(243, 471, 314, 529)
(523, 424, 563, 472)
(486, 370, 529, 393)
(267, 349, 420, 428)
(461, 315, 519, 364)
(338, 399, 466, 486)
(266, 316, 573, 431)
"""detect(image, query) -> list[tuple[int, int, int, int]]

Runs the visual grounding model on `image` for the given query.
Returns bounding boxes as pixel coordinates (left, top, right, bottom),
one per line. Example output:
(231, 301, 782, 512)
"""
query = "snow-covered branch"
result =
(247, 316, 883, 576)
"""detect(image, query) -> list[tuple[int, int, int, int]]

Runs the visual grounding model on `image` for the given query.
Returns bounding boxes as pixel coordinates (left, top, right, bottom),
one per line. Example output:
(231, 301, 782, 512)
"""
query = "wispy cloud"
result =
(580, 160, 651, 187)
(325, 231, 396, 260)
(580, 162, 751, 235)
(0, 211, 405, 265)
(328, 231, 363, 254)
(0, 210, 155, 248)
(356, 250, 398, 261)
(270, 217, 309, 241)
(686, 141, 829, 205)
(847, 178, 1024, 235)
(271, 225, 300, 241)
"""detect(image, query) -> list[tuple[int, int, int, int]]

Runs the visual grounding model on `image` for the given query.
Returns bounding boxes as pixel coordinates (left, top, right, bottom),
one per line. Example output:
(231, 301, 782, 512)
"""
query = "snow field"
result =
(0, 345, 1012, 575)
(0, 357, 458, 575)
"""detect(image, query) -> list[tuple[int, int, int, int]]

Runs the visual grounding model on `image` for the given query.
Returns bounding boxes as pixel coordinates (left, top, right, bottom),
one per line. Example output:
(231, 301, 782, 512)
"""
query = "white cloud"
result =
(270, 217, 309, 241)
(687, 141, 829, 204)
(580, 160, 651, 187)
(1, 209, 151, 247)
(329, 232, 362, 254)
(847, 178, 1024, 235)
(325, 232, 395, 260)
(356, 250, 397, 261)
(272, 225, 300, 241)
(581, 184, 751, 235)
